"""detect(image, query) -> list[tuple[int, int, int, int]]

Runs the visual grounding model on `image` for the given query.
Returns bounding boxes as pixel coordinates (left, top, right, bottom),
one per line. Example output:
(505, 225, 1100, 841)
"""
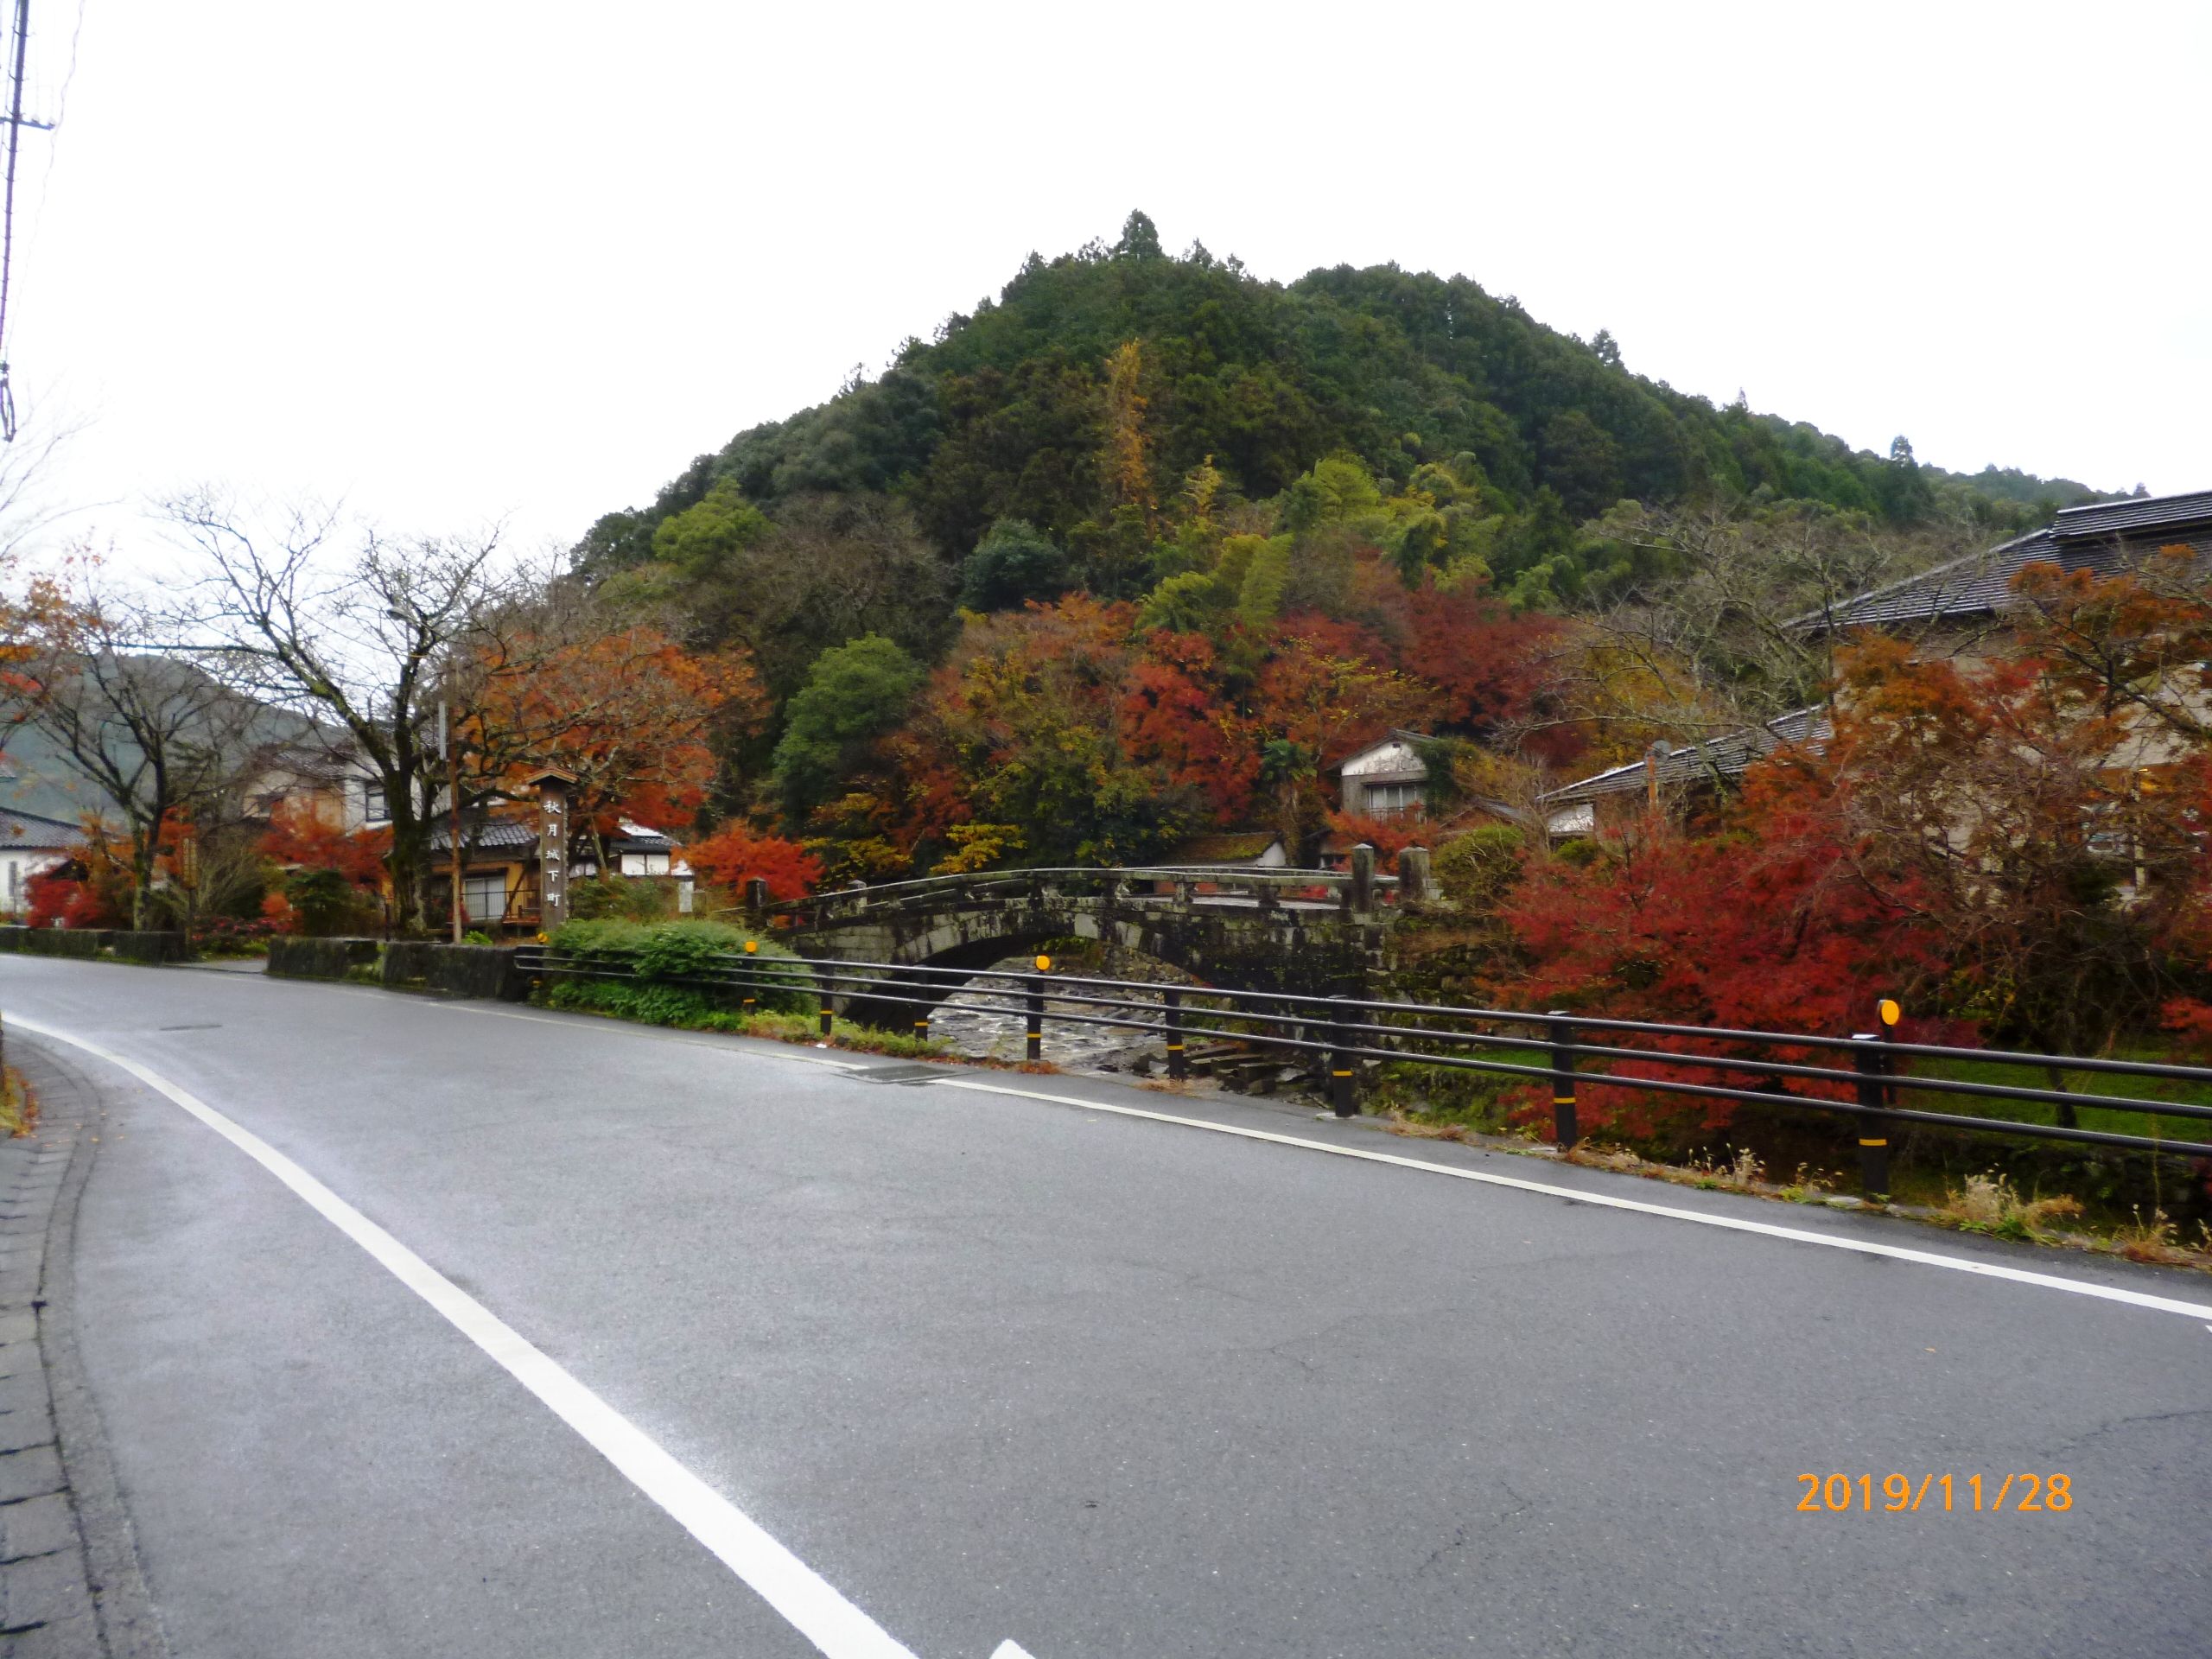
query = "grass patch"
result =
(1896, 1042, 2212, 1144)
(1561, 1141, 1850, 1206)
(195, 940, 271, 960)
(1924, 1167, 2212, 1269)
(1932, 1171, 2084, 1242)
(0, 1067, 32, 1136)
(1511, 1137, 2212, 1273)
(1368, 1044, 1548, 1135)
(532, 977, 945, 1058)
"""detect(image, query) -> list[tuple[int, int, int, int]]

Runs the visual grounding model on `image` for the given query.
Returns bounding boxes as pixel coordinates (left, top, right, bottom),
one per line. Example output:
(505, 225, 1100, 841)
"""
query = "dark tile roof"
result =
(1802, 486, 2212, 633)
(428, 818, 538, 854)
(609, 829, 676, 853)
(1539, 707, 1832, 806)
(0, 808, 83, 849)
(2051, 490, 2212, 542)
(1803, 530, 2066, 631)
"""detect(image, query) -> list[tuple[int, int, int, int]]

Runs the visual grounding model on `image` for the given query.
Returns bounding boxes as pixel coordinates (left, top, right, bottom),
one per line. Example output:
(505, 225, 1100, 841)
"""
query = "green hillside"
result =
(575, 211, 2107, 601)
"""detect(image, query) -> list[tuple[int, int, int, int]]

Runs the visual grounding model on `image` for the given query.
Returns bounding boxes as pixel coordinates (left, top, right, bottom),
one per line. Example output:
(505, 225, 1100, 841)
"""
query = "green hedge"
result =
(534, 978, 942, 1057)
(546, 918, 817, 1014)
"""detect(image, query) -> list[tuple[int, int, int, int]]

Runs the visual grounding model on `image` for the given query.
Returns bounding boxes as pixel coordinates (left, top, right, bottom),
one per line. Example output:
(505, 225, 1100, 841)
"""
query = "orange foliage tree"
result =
(472, 624, 769, 863)
(25, 821, 132, 929)
(678, 822, 822, 904)
(862, 569, 1563, 872)
(1118, 632, 1259, 827)
(1503, 550, 2212, 1098)
(259, 798, 392, 886)
(893, 596, 1198, 866)
(1250, 620, 1440, 853)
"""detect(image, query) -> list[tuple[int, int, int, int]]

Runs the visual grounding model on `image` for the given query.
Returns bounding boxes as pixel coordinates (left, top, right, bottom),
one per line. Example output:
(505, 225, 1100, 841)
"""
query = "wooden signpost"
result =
(530, 768, 576, 934)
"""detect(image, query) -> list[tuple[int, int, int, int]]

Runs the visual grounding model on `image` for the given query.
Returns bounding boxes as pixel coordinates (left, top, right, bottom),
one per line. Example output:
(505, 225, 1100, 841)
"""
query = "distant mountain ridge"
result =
(575, 212, 2111, 579)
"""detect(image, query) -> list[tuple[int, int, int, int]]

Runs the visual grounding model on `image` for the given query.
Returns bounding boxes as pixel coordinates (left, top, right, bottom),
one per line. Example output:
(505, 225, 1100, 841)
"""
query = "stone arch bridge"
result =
(754, 848, 1434, 1027)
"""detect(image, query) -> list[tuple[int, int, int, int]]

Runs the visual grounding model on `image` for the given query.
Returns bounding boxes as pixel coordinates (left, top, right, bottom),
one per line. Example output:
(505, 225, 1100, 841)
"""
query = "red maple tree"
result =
(679, 823, 823, 904)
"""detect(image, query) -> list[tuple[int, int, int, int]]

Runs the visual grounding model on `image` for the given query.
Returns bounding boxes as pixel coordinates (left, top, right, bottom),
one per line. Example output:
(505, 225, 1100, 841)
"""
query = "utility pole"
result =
(0, 0, 53, 442)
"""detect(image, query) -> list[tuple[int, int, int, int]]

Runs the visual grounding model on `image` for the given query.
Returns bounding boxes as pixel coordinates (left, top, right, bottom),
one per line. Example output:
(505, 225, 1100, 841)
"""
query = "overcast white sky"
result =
(10, 0, 2209, 571)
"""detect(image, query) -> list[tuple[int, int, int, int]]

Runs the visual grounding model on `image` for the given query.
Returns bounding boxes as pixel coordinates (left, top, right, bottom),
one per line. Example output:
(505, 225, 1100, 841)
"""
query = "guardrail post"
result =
(1328, 996, 1358, 1117)
(1026, 977, 1045, 1064)
(1164, 987, 1186, 1079)
(1548, 1011, 1580, 1148)
(817, 963, 835, 1040)
(1853, 1034, 1891, 1200)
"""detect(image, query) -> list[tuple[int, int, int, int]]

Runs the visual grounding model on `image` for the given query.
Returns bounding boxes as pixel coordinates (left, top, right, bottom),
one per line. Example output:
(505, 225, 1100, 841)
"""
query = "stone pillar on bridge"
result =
(1397, 845, 1436, 905)
(1347, 842, 1376, 920)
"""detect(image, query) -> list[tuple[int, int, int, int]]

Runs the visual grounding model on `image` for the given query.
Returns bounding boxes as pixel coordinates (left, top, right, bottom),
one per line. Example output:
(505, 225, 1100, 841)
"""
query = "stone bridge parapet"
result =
(756, 848, 1433, 1021)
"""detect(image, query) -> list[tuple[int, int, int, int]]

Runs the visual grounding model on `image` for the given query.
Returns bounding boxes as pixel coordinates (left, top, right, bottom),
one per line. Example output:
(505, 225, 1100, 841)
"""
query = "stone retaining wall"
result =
(0, 926, 190, 964)
(266, 936, 526, 1001)
(265, 937, 381, 981)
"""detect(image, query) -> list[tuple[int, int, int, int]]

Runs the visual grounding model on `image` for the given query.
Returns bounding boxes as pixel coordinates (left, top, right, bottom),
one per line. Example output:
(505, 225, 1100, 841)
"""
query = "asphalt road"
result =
(5, 953, 2210, 1658)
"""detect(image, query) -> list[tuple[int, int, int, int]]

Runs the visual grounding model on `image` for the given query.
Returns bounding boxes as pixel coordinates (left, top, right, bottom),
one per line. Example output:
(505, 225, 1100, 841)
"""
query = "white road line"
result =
(155, 971, 2212, 1324)
(936, 1077, 2212, 1324)
(11, 1014, 922, 1659)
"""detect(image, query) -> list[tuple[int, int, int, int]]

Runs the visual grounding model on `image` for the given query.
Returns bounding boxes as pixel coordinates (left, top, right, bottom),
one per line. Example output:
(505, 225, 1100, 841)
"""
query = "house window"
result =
(462, 874, 508, 922)
(1363, 781, 1425, 819)
(363, 781, 389, 823)
(2082, 800, 2134, 866)
(619, 851, 671, 876)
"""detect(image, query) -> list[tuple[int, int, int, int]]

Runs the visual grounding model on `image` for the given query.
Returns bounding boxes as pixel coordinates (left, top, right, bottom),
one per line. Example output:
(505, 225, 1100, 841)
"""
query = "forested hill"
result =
(575, 211, 2105, 597)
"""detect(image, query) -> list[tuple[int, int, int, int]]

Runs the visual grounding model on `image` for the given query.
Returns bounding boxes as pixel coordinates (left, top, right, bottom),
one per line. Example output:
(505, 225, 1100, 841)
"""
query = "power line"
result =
(0, 0, 41, 443)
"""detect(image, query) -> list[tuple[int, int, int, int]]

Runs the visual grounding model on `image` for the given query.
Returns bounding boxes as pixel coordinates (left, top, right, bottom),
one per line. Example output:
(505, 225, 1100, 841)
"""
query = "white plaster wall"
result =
(1342, 740, 1421, 778)
(0, 850, 65, 915)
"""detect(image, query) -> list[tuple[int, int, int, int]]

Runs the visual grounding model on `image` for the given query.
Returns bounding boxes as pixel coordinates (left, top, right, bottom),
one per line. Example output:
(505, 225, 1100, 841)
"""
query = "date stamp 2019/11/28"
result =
(1796, 1473, 2072, 1513)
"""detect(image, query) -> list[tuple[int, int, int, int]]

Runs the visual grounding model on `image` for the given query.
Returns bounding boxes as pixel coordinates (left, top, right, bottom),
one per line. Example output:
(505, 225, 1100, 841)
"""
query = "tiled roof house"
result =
(1541, 486, 2212, 837)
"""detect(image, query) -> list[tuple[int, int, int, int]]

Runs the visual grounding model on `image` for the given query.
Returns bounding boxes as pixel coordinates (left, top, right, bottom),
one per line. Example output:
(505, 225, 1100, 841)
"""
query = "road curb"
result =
(0, 1040, 168, 1658)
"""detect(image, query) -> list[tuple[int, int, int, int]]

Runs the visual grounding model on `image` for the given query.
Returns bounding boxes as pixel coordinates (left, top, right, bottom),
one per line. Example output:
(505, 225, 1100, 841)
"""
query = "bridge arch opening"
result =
(789, 872, 1386, 1055)
(918, 934, 1216, 1070)
(823, 931, 1351, 1100)
(832, 918, 1216, 1043)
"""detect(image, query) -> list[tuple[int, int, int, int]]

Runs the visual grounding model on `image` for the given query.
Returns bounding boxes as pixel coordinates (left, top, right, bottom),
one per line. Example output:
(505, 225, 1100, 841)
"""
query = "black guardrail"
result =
(512, 947, 2212, 1195)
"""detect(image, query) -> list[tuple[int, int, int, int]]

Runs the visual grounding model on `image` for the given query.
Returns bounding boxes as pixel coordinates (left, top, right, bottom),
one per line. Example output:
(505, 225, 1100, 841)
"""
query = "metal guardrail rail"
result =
(513, 946, 2212, 1195)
